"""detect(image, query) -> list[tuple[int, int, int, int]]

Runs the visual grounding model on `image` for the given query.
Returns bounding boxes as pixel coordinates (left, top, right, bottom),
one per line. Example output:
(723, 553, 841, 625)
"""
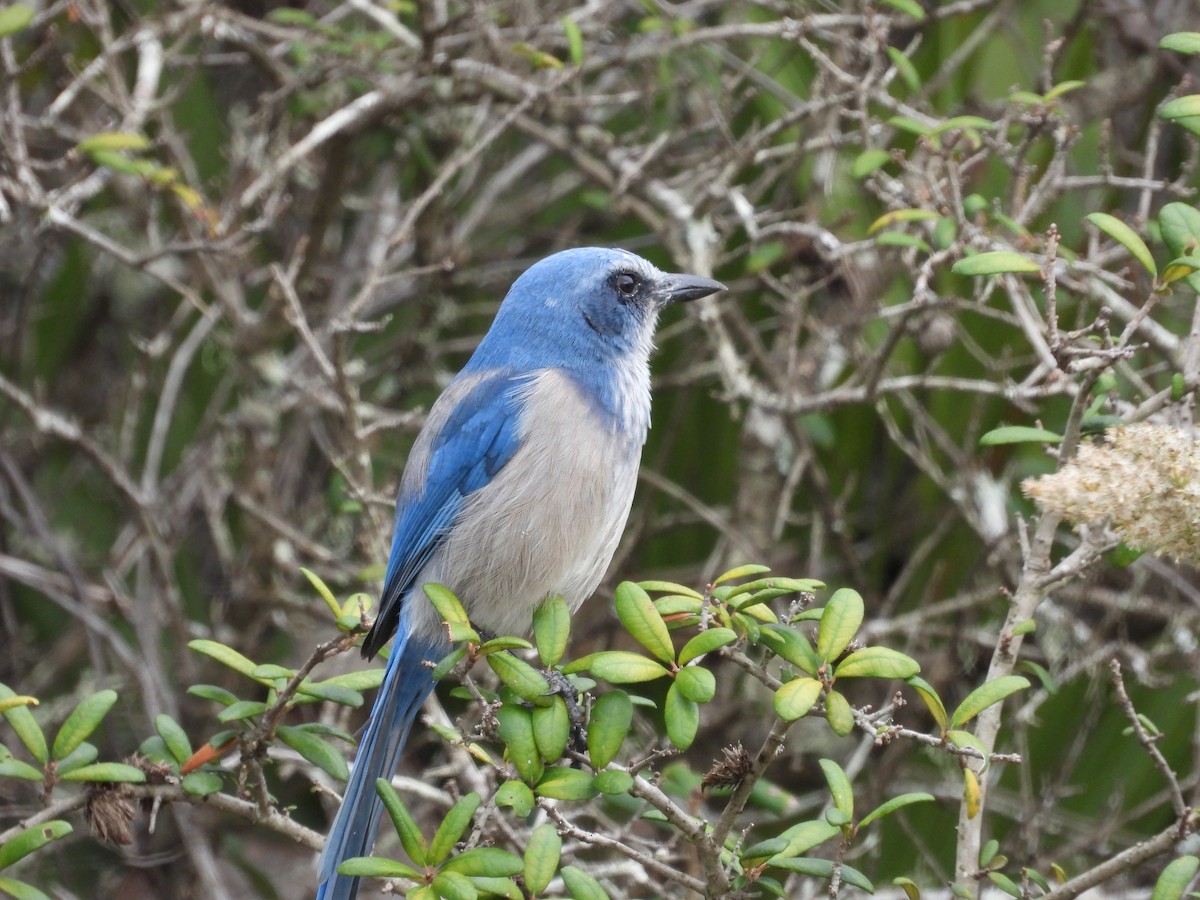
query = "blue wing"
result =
(361, 371, 525, 658)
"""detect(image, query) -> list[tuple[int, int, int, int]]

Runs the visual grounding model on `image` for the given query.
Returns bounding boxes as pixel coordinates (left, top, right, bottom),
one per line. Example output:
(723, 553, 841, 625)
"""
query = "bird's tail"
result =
(315, 633, 439, 900)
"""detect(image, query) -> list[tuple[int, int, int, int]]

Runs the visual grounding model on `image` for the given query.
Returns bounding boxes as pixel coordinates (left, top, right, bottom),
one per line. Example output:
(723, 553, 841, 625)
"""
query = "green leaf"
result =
(888, 115, 933, 136)
(0, 821, 72, 870)
(562, 16, 583, 66)
(495, 779, 534, 817)
(217, 700, 267, 722)
(154, 714, 193, 765)
(0, 696, 36, 716)
(1161, 96, 1200, 121)
(639, 579, 704, 599)
(678, 628, 737, 665)
(55, 741, 97, 775)
(277, 726, 348, 781)
(301, 567, 341, 617)
(496, 706, 543, 784)
(906, 675, 948, 732)
(376, 778, 427, 866)
(750, 820, 839, 861)
(424, 582, 470, 625)
(615, 582, 675, 664)
(295, 681, 363, 707)
(536, 766, 598, 801)
(868, 208, 939, 235)
(428, 792, 480, 865)
(534, 596, 570, 667)
(51, 690, 117, 761)
(1160, 32, 1200, 55)
(875, 231, 932, 253)
(442, 847, 523, 878)
(523, 824, 561, 894)
(575, 651, 670, 683)
(979, 425, 1062, 446)
(858, 792, 935, 828)
(835, 647, 920, 680)
(818, 758, 854, 818)
(337, 856, 421, 879)
(817, 588, 864, 662)
(187, 684, 238, 706)
(946, 729, 988, 758)
(760, 625, 820, 675)
(1152, 855, 1200, 900)
(486, 652, 551, 703)
(952, 251, 1042, 276)
(587, 690, 632, 769)
(561, 865, 610, 900)
(1086, 212, 1156, 277)
(532, 696, 570, 763)
(773, 677, 823, 722)
(674, 666, 716, 703)
(989, 872, 1023, 898)
(824, 690, 855, 736)
(188, 639, 257, 679)
(851, 149, 891, 179)
(593, 769, 633, 794)
(0, 759, 44, 780)
(949, 676, 1031, 729)
(770, 856, 874, 892)
(0, 876, 53, 900)
(712, 564, 771, 585)
(182, 771, 223, 796)
(0, 684, 47, 765)
(887, 47, 920, 92)
(1044, 79, 1086, 100)
(880, 0, 926, 19)
(0, 3, 33, 38)
(893, 876, 921, 900)
(60, 763, 146, 783)
(664, 683, 700, 750)
(1160, 256, 1200, 287)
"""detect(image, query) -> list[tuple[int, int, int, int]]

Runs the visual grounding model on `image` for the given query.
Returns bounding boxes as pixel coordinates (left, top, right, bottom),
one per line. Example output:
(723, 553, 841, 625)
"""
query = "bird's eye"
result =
(614, 272, 640, 298)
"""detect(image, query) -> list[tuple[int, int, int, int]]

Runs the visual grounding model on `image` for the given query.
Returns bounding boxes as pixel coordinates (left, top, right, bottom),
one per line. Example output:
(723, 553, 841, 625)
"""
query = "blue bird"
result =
(315, 247, 724, 899)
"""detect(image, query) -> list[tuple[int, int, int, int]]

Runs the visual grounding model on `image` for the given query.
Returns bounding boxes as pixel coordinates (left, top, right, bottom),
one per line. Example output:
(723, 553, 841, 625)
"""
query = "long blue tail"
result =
(316, 632, 439, 900)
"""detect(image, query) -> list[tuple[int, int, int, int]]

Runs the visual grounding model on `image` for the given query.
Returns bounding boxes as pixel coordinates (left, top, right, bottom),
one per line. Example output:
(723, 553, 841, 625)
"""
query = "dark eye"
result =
(614, 272, 640, 298)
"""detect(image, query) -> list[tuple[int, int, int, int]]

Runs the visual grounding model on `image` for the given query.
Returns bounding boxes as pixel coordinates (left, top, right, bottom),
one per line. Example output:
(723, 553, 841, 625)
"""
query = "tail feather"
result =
(316, 634, 439, 900)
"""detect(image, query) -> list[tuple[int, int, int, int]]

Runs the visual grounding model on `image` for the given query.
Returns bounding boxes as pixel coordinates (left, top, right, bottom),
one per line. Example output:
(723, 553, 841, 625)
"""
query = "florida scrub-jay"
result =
(315, 247, 724, 899)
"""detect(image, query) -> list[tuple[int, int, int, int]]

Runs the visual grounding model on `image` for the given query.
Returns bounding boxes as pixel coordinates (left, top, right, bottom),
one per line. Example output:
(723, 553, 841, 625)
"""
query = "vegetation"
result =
(3, 0, 1200, 897)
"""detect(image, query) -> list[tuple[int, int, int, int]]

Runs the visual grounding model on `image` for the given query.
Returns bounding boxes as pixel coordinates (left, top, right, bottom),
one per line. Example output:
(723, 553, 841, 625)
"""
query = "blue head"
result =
(466, 247, 724, 376)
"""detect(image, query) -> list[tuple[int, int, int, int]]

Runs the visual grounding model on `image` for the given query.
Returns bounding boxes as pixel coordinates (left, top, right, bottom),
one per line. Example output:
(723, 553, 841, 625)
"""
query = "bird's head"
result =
(471, 247, 725, 371)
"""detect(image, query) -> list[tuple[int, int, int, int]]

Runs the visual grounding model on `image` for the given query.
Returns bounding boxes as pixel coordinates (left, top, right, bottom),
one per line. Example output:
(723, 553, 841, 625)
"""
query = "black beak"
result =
(660, 272, 726, 305)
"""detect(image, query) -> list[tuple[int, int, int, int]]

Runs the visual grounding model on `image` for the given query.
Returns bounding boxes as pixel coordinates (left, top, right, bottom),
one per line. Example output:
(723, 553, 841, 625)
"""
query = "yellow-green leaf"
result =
(817, 588, 864, 661)
(523, 824, 561, 894)
(868, 208, 939, 236)
(949, 675, 1031, 729)
(773, 677, 822, 722)
(952, 251, 1042, 276)
(1086, 212, 1156, 278)
(0, 3, 33, 38)
(615, 582, 674, 664)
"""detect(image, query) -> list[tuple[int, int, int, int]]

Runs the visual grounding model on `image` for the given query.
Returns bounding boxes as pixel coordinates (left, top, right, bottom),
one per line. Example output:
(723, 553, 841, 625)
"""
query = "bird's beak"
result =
(660, 273, 726, 305)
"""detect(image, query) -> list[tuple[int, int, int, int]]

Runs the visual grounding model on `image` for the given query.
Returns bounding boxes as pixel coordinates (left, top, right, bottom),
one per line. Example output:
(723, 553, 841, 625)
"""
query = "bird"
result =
(315, 246, 725, 899)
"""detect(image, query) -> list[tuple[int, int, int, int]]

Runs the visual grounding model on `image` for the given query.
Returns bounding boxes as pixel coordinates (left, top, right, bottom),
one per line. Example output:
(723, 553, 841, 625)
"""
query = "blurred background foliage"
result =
(3, 0, 1200, 897)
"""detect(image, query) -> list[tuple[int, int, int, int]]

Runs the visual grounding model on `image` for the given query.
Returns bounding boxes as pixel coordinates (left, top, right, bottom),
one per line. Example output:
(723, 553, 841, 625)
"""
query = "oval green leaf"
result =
(1086, 212, 1156, 277)
(906, 675, 948, 732)
(534, 596, 570, 667)
(664, 683, 700, 750)
(486, 652, 551, 703)
(868, 208, 939, 236)
(495, 779, 534, 817)
(0, 684, 48, 765)
(277, 726, 348, 782)
(674, 666, 716, 703)
(817, 588, 864, 662)
(593, 769, 634, 794)
(678, 628, 737, 665)
(182, 771, 223, 796)
(523, 823, 562, 894)
(615, 582, 675, 664)
(51, 690, 117, 762)
(536, 766, 598, 801)
(154, 713, 192, 765)
(824, 690, 855, 736)
(428, 792, 480, 865)
(441, 846, 523, 877)
(587, 651, 670, 684)
(773, 677, 822, 722)
(858, 791, 935, 829)
(0, 3, 33, 38)
(497, 705, 543, 784)
(835, 647, 920, 680)
(1160, 96, 1200, 121)
(532, 696, 570, 763)
(587, 690, 632, 769)
(952, 251, 1042, 276)
(818, 758, 854, 817)
(979, 425, 1063, 446)
(760, 624, 820, 675)
(59, 763, 146, 783)
(337, 856, 420, 878)
(188, 639, 257, 679)
(949, 675, 1031, 729)
(561, 865, 610, 900)
(0, 821, 72, 870)
(374, 777, 427, 865)
(1151, 855, 1200, 900)
(1160, 32, 1200, 55)
(851, 149, 891, 179)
